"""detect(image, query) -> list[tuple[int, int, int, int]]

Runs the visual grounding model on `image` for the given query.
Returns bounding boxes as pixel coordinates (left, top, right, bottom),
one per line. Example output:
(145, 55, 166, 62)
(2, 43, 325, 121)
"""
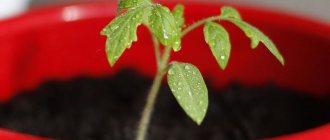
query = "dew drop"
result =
(111, 25, 119, 30)
(210, 42, 215, 47)
(164, 34, 169, 39)
(102, 28, 108, 33)
(168, 69, 174, 75)
(220, 55, 225, 60)
(184, 65, 190, 70)
(178, 82, 182, 86)
(188, 91, 192, 97)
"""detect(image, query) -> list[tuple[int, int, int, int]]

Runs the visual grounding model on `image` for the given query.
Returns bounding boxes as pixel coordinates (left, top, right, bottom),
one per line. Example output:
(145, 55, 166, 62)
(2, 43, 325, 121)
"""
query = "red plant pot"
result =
(0, 2, 329, 140)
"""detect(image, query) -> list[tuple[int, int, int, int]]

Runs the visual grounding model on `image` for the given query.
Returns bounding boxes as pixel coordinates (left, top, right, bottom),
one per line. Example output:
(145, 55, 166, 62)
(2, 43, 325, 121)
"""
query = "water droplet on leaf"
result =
(220, 55, 225, 60)
(168, 69, 174, 75)
(188, 91, 192, 97)
(164, 34, 169, 39)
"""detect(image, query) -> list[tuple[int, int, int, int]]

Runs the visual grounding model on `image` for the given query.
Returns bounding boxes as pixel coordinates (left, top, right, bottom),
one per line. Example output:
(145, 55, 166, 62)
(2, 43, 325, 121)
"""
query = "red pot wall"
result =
(0, 2, 329, 140)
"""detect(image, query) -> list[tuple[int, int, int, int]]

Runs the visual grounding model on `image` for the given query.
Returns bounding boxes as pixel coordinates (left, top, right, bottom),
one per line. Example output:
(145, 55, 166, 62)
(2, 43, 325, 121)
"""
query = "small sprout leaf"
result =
(220, 6, 242, 20)
(172, 4, 185, 28)
(149, 4, 182, 51)
(224, 18, 285, 65)
(167, 62, 208, 125)
(204, 22, 231, 70)
(118, 0, 151, 11)
(101, 7, 145, 66)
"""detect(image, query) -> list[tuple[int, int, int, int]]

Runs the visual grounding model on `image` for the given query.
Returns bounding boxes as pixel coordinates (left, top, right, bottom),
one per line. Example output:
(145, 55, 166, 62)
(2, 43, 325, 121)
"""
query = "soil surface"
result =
(0, 70, 329, 140)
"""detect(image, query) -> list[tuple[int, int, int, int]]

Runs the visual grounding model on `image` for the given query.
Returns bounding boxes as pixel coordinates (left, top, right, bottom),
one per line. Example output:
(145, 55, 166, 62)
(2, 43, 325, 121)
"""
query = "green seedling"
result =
(101, 1, 284, 140)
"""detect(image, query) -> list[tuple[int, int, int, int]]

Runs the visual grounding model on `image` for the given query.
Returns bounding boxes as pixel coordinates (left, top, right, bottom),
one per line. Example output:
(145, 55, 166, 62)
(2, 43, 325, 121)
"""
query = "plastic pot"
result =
(0, 2, 329, 140)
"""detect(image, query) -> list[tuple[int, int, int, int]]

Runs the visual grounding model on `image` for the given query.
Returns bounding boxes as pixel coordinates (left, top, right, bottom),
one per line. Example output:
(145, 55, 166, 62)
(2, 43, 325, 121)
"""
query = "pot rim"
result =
(0, 2, 329, 140)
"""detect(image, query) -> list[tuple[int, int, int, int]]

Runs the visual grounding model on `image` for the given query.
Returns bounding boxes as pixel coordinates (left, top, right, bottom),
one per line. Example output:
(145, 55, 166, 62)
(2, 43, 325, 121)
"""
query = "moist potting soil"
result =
(0, 69, 329, 140)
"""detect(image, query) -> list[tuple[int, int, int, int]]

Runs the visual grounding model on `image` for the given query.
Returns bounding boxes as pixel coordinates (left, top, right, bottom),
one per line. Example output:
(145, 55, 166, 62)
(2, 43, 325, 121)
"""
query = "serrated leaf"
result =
(204, 22, 231, 70)
(220, 6, 242, 20)
(224, 18, 285, 65)
(167, 62, 208, 125)
(101, 7, 144, 66)
(118, 0, 150, 11)
(149, 4, 181, 51)
(172, 4, 185, 28)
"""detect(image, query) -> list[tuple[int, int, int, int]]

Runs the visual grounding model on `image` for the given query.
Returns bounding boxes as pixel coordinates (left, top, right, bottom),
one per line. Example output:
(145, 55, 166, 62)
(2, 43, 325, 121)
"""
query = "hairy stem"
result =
(151, 34, 161, 67)
(136, 45, 172, 140)
(181, 16, 223, 37)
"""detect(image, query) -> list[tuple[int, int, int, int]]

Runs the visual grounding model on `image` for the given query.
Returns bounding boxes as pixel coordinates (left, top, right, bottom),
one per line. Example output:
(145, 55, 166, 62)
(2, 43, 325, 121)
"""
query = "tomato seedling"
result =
(101, 1, 284, 140)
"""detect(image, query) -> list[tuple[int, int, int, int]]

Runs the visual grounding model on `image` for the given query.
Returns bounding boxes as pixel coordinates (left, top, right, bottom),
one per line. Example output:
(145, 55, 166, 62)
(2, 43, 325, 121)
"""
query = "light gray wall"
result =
(220, 0, 330, 24)
(166, 0, 330, 24)
(29, 0, 330, 24)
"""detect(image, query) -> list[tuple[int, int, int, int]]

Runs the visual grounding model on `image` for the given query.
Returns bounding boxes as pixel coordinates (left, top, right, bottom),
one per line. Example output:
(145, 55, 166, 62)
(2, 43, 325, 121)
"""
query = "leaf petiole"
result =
(150, 31, 161, 67)
(181, 16, 223, 37)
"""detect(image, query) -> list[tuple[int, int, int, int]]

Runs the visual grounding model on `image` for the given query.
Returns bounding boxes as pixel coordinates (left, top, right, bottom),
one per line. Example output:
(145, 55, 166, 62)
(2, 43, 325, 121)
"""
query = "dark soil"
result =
(0, 69, 329, 140)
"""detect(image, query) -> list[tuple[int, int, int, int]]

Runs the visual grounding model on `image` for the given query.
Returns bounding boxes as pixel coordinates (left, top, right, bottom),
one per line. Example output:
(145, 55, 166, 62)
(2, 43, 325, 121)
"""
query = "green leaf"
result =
(220, 6, 242, 20)
(149, 4, 181, 51)
(167, 62, 208, 125)
(204, 22, 231, 70)
(172, 4, 185, 28)
(101, 7, 144, 66)
(224, 18, 285, 65)
(118, 0, 150, 11)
